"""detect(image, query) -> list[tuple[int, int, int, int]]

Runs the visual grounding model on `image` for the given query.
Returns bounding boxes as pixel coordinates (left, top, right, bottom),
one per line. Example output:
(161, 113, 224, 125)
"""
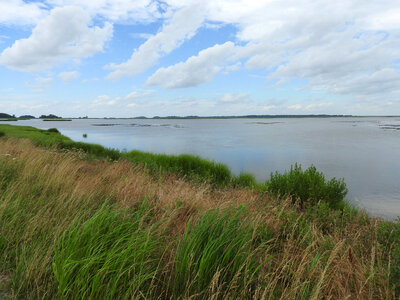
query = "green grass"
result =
(0, 118, 18, 121)
(265, 163, 348, 209)
(0, 124, 236, 187)
(0, 137, 398, 299)
(173, 207, 270, 298)
(125, 151, 233, 186)
(53, 203, 162, 299)
(0, 124, 121, 160)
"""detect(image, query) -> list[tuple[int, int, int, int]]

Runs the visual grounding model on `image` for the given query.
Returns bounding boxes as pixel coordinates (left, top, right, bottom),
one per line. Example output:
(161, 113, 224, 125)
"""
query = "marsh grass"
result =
(0, 129, 399, 299)
(53, 203, 162, 299)
(125, 151, 232, 186)
(172, 207, 270, 299)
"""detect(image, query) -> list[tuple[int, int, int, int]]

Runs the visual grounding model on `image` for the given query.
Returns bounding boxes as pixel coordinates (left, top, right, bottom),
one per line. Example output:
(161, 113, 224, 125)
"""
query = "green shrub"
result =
(0, 131, 5, 137)
(173, 207, 267, 298)
(265, 164, 347, 209)
(53, 203, 161, 299)
(47, 128, 60, 133)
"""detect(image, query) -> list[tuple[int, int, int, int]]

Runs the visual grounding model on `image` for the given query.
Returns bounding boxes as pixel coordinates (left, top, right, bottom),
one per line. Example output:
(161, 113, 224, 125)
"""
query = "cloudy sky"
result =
(0, 0, 399, 117)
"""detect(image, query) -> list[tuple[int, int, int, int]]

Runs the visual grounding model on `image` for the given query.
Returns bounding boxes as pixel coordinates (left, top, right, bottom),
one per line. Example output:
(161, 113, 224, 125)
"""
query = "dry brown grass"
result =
(0, 138, 397, 299)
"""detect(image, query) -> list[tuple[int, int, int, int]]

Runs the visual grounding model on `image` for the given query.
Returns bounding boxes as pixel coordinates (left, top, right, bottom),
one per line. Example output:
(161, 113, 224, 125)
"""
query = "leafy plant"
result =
(265, 164, 347, 209)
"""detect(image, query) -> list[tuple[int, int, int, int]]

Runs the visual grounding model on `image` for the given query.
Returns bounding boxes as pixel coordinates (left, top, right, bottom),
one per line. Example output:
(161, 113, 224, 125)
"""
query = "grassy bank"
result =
(0, 125, 399, 299)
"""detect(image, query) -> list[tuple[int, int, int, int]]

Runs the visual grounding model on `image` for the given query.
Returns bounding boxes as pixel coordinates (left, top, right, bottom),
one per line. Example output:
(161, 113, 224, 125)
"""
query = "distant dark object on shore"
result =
(19, 115, 35, 119)
(0, 113, 15, 119)
(83, 133, 87, 138)
(39, 114, 61, 119)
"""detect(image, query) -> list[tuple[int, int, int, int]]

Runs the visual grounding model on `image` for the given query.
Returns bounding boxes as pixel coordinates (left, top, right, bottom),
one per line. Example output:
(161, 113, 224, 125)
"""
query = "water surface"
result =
(3, 117, 400, 220)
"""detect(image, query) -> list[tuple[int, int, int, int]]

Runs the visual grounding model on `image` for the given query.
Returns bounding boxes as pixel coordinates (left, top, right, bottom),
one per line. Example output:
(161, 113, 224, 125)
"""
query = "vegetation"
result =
(0, 125, 399, 299)
(265, 164, 348, 209)
(47, 128, 60, 133)
(39, 114, 61, 119)
(18, 115, 35, 119)
(0, 118, 18, 121)
(0, 113, 14, 119)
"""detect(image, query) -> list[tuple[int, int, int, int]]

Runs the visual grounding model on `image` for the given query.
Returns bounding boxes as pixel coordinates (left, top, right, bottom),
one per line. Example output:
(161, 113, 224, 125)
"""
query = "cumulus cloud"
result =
(46, 0, 161, 23)
(0, 0, 47, 25)
(146, 42, 235, 89)
(58, 71, 80, 82)
(106, 3, 205, 80)
(0, 6, 113, 72)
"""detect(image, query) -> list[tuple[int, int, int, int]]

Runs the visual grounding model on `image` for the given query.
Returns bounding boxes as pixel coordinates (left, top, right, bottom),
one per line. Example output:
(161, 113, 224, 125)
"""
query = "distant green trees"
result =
(0, 113, 15, 118)
(40, 114, 61, 119)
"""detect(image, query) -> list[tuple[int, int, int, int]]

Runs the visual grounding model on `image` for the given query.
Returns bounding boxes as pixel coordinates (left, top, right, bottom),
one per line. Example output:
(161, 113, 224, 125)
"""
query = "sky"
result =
(0, 0, 399, 117)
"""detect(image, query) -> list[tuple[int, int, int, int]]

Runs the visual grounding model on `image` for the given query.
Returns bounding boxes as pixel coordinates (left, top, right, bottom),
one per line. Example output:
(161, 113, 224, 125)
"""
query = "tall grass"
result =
(173, 207, 270, 298)
(0, 130, 399, 299)
(53, 203, 161, 299)
(125, 151, 232, 186)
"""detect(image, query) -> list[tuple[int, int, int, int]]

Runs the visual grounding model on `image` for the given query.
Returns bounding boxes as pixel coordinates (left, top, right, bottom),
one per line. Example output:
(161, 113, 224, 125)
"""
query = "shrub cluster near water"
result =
(0, 125, 399, 299)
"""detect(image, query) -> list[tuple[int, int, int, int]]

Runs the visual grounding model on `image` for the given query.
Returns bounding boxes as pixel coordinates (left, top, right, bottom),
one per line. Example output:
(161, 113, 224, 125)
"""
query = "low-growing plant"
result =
(53, 203, 162, 299)
(0, 131, 5, 137)
(265, 163, 347, 209)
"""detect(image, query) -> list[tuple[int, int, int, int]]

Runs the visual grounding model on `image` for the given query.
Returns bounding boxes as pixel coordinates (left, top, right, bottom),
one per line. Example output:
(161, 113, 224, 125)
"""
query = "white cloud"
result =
(124, 90, 154, 100)
(58, 71, 80, 82)
(0, 0, 47, 25)
(219, 93, 249, 103)
(145, 42, 235, 89)
(25, 76, 53, 92)
(91, 90, 154, 108)
(46, 0, 161, 24)
(0, 6, 113, 72)
(106, 3, 205, 80)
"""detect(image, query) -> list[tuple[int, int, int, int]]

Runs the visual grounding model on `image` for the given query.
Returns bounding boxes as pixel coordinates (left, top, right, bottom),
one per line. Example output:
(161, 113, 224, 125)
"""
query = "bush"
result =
(47, 128, 60, 134)
(0, 131, 5, 137)
(265, 164, 347, 209)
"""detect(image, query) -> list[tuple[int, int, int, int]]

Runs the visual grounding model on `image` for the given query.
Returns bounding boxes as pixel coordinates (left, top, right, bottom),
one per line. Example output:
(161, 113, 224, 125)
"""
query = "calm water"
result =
(3, 117, 400, 220)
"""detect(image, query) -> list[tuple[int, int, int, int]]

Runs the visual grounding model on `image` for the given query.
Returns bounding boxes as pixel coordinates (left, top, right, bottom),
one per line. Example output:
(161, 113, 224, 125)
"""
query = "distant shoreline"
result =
(1, 114, 400, 121)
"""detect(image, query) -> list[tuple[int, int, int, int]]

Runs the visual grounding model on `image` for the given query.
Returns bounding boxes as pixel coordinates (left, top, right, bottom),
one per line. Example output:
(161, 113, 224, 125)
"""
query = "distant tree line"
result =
(0, 113, 64, 119)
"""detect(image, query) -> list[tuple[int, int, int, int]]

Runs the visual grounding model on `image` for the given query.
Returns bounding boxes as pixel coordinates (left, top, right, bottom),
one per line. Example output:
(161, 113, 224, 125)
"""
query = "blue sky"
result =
(0, 0, 399, 117)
